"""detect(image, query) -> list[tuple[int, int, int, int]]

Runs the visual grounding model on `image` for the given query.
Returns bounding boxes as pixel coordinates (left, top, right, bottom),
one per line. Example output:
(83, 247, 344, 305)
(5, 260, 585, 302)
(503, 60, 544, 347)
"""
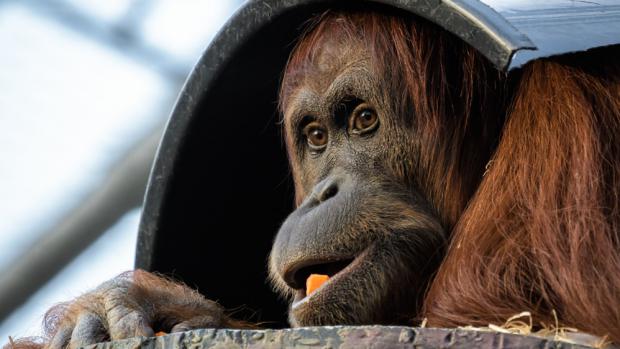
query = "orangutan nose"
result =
(303, 173, 348, 209)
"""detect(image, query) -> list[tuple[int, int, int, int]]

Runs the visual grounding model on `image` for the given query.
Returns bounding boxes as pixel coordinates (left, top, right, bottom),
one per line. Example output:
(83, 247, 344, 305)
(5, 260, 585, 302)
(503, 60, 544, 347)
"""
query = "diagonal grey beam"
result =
(6, 0, 187, 83)
(0, 126, 163, 322)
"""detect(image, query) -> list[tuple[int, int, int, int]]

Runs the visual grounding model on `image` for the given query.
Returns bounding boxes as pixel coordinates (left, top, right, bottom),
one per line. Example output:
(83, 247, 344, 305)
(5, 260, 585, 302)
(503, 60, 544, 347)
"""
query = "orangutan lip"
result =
(291, 248, 370, 310)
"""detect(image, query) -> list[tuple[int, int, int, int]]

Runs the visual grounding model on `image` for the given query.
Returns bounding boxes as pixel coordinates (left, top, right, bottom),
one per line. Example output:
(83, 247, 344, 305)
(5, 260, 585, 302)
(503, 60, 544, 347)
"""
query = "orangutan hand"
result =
(43, 270, 243, 349)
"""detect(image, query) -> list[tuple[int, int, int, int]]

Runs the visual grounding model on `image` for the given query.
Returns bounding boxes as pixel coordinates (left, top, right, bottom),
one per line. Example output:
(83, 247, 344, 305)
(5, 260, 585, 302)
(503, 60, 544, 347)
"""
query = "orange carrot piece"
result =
(306, 274, 329, 295)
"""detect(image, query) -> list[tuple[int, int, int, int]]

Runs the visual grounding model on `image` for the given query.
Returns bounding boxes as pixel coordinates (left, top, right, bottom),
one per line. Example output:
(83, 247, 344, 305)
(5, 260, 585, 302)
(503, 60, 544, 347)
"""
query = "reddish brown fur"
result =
(424, 56, 620, 340)
(281, 9, 620, 342)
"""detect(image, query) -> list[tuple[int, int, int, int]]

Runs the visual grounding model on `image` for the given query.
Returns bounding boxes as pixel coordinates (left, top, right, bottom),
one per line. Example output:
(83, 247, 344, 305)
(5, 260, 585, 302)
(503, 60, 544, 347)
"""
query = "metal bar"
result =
(14, 0, 188, 83)
(0, 127, 163, 322)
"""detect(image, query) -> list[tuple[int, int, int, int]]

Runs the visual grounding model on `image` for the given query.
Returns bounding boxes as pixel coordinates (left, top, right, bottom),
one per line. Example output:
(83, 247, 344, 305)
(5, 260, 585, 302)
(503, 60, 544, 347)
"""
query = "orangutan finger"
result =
(108, 310, 154, 340)
(47, 324, 73, 349)
(68, 313, 108, 349)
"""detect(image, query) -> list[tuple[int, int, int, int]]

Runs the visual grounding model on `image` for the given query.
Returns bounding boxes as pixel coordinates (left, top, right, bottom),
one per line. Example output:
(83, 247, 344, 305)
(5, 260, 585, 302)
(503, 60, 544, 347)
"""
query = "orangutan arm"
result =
(5, 270, 251, 349)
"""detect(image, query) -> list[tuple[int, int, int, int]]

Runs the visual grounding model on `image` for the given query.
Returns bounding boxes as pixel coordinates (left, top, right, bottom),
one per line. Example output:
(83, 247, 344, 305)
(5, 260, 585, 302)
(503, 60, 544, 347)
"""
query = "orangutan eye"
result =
(303, 122, 328, 151)
(350, 106, 379, 134)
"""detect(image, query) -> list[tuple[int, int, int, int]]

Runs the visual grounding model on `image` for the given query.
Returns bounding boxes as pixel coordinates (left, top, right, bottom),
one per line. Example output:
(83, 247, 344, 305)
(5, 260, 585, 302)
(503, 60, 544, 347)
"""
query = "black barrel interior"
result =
(145, 6, 323, 327)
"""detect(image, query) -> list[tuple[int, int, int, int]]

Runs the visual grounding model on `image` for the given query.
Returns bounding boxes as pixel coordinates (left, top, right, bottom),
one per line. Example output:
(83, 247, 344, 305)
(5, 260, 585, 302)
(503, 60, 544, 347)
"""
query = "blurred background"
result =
(0, 0, 243, 341)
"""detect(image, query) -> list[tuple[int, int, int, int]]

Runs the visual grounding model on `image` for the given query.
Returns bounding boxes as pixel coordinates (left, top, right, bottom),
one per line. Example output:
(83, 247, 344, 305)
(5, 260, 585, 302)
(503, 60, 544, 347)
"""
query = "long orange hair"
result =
(424, 52, 620, 341)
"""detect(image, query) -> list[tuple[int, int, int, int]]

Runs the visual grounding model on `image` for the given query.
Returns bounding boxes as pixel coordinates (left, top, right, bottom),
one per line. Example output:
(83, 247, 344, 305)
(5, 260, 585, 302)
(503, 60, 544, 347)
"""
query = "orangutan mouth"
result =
(289, 247, 373, 309)
(291, 259, 351, 308)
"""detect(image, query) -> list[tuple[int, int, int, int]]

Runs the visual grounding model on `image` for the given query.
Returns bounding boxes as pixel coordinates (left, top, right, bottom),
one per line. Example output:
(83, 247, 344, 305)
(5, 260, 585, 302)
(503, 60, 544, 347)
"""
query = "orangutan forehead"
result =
(280, 46, 373, 116)
(313, 34, 368, 71)
(287, 65, 373, 105)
